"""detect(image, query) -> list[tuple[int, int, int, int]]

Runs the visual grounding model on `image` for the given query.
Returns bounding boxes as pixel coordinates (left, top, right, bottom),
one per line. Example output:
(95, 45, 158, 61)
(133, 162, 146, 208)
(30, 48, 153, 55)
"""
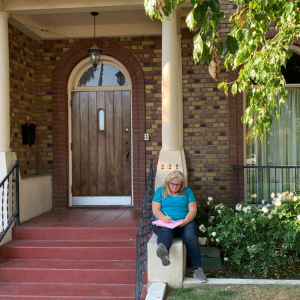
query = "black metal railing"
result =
(233, 165, 300, 204)
(0, 160, 20, 242)
(135, 160, 155, 300)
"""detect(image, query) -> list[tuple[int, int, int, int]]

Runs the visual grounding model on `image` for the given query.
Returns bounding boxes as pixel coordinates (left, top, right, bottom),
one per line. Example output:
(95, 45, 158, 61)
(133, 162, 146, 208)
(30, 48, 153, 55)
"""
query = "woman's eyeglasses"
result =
(170, 183, 181, 187)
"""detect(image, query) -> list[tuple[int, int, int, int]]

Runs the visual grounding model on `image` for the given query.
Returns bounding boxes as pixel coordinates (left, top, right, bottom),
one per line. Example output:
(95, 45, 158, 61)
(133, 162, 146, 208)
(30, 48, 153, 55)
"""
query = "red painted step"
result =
(0, 217, 147, 299)
(0, 283, 147, 299)
(13, 225, 138, 240)
(0, 239, 136, 260)
(0, 259, 135, 284)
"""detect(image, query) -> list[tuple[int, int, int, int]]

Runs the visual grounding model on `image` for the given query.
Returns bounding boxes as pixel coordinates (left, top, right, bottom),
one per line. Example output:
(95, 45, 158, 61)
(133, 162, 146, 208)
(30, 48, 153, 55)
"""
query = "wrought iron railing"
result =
(233, 165, 300, 204)
(135, 160, 155, 300)
(0, 160, 20, 242)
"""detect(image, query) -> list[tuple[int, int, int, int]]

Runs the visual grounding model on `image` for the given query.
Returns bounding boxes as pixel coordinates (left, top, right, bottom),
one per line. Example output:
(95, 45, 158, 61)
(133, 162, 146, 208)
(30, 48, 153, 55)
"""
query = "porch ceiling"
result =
(3, 0, 164, 40)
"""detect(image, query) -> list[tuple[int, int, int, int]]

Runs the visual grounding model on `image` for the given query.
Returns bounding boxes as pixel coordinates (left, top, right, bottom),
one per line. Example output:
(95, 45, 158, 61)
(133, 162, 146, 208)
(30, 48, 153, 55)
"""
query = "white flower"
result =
(218, 210, 221, 214)
(243, 206, 251, 214)
(261, 199, 265, 204)
(275, 199, 282, 207)
(216, 238, 220, 242)
(262, 207, 268, 213)
(271, 210, 277, 215)
(271, 192, 275, 198)
(199, 224, 206, 233)
(198, 237, 207, 245)
(224, 257, 228, 261)
(239, 217, 243, 221)
(251, 218, 255, 222)
(211, 231, 216, 237)
(209, 216, 215, 223)
(268, 214, 272, 219)
(294, 196, 298, 201)
(207, 196, 214, 205)
(211, 238, 214, 241)
(297, 215, 300, 221)
(252, 194, 257, 198)
(236, 204, 243, 211)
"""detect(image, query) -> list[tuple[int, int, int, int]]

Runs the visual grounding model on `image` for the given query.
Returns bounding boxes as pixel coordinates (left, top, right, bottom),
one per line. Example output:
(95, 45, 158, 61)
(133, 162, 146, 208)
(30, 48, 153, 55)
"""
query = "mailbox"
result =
(21, 123, 36, 145)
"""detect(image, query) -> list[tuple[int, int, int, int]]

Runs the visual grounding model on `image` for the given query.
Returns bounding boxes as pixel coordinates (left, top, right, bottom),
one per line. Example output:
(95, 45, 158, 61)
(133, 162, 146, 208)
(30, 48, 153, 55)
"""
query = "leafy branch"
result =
(144, 0, 300, 140)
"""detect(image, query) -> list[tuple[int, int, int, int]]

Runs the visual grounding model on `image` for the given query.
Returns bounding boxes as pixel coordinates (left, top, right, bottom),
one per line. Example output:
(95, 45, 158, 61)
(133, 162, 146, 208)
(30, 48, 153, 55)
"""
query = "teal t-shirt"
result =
(152, 186, 196, 221)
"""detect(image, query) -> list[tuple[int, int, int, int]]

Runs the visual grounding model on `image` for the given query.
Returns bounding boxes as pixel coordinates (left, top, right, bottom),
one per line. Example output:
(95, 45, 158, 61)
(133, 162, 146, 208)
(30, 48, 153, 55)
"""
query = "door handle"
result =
(125, 150, 129, 161)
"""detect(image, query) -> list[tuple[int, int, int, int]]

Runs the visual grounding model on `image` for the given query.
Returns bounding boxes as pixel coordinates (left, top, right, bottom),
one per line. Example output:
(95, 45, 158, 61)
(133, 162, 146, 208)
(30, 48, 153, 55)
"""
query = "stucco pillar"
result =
(0, 11, 11, 152)
(155, 10, 187, 190)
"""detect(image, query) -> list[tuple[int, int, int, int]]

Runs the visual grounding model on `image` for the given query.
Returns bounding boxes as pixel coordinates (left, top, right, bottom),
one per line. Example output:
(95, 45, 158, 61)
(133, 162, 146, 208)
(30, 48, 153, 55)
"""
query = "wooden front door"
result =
(71, 91, 131, 205)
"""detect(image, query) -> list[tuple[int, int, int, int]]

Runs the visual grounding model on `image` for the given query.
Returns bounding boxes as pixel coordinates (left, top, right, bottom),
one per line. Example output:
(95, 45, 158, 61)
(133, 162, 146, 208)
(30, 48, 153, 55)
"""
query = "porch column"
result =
(155, 10, 187, 190)
(0, 11, 11, 152)
(0, 11, 16, 192)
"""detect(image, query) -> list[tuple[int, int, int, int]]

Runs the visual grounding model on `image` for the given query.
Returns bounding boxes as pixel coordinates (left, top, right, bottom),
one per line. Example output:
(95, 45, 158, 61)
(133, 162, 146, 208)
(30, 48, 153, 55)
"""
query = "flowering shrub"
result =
(197, 192, 300, 276)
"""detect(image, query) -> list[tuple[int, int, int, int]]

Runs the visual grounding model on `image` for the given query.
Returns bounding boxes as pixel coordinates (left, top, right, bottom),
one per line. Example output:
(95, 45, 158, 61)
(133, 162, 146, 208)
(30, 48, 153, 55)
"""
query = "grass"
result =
(166, 285, 300, 300)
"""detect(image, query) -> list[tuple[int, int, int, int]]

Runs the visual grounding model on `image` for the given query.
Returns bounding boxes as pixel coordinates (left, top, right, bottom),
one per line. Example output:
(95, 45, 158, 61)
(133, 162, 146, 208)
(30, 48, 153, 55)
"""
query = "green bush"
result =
(197, 192, 300, 276)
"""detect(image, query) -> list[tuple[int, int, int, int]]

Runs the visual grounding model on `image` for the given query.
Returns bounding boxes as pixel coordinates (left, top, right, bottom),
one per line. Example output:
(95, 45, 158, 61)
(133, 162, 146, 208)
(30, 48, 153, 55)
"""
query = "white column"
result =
(155, 10, 187, 190)
(0, 12, 11, 152)
(161, 10, 180, 151)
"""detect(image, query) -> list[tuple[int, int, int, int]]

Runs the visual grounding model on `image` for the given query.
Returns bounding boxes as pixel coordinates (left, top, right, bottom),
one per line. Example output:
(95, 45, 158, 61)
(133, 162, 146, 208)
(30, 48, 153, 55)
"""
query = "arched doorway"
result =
(68, 56, 132, 206)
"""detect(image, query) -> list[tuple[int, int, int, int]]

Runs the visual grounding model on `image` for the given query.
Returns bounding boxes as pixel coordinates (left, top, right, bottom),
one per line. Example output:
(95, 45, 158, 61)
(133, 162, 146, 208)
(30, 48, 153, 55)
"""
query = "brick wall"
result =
(9, 25, 36, 176)
(9, 15, 247, 209)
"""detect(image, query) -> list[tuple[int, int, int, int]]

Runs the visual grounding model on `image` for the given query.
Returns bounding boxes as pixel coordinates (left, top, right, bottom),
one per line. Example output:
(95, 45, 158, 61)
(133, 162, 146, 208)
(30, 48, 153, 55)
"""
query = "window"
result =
(245, 51, 300, 200)
(78, 64, 127, 87)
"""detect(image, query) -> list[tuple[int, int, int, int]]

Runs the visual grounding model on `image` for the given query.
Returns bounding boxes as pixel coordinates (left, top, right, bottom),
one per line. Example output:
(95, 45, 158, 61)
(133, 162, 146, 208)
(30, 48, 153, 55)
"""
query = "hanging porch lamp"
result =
(88, 12, 102, 69)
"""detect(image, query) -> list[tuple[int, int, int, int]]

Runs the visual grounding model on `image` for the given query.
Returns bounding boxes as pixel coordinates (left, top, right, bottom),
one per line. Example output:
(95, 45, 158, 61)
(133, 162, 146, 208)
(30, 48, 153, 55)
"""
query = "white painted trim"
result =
(72, 196, 131, 206)
(67, 56, 133, 207)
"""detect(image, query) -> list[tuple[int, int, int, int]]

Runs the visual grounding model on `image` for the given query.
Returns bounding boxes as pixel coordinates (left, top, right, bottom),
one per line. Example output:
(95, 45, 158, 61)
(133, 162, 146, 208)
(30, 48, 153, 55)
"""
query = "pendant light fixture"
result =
(88, 12, 102, 69)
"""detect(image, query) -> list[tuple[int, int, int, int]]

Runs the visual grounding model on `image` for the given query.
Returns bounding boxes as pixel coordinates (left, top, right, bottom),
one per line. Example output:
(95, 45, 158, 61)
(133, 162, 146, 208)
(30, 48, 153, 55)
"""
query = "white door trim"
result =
(72, 196, 132, 206)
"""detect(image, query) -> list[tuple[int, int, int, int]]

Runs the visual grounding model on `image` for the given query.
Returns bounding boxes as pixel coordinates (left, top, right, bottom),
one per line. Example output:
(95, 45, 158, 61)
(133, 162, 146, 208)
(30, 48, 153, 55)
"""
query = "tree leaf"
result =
(193, 33, 204, 63)
(285, 2, 294, 16)
(226, 36, 239, 54)
(231, 83, 237, 95)
(208, 0, 220, 13)
(194, 4, 207, 24)
(190, 0, 201, 7)
(186, 10, 197, 30)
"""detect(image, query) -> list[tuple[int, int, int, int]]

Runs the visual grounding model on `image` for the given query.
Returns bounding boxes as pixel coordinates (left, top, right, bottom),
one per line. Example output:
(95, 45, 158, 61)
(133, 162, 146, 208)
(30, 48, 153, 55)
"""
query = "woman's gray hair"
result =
(162, 170, 186, 198)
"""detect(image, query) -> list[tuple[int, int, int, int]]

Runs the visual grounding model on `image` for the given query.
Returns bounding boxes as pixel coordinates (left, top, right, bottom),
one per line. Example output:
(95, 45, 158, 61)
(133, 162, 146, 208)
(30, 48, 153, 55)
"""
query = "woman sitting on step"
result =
(152, 170, 207, 283)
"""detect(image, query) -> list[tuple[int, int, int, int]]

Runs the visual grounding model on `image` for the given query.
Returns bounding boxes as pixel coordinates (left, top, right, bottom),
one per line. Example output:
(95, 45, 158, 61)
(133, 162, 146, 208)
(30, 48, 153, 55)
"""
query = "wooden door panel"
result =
(72, 90, 131, 200)
(72, 92, 81, 196)
(80, 92, 89, 196)
(122, 91, 131, 196)
(114, 91, 123, 196)
(88, 92, 98, 196)
(105, 92, 115, 196)
(97, 92, 106, 196)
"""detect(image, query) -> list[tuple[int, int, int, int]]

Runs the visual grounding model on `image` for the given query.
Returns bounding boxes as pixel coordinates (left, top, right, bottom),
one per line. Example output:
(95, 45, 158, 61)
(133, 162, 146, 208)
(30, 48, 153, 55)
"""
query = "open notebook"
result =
(152, 220, 183, 229)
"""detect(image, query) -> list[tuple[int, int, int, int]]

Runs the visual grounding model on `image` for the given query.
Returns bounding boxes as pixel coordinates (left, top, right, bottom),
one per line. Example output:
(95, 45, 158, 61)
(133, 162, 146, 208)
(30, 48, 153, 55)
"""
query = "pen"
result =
(164, 211, 172, 221)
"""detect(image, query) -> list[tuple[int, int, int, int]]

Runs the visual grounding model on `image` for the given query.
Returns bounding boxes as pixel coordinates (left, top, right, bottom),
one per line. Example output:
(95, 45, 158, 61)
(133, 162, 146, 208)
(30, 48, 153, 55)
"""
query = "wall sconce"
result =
(115, 71, 125, 86)
(88, 12, 102, 69)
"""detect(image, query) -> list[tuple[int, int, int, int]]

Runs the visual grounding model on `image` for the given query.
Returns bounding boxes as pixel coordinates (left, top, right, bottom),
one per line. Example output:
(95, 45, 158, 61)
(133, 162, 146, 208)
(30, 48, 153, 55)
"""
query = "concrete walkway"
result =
(146, 277, 300, 300)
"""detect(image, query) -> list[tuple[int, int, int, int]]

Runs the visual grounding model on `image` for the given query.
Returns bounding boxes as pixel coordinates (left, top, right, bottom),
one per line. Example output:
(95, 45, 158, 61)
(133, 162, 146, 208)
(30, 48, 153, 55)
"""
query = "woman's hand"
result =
(152, 202, 172, 223)
(162, 216, 172, 223)
(177, 219, 186, 227)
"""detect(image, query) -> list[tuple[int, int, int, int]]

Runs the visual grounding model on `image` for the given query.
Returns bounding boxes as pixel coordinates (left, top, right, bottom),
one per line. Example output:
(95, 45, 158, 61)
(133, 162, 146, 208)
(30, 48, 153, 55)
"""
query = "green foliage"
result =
(200, 192, 300, 276)
(144, 0, 300, 140)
